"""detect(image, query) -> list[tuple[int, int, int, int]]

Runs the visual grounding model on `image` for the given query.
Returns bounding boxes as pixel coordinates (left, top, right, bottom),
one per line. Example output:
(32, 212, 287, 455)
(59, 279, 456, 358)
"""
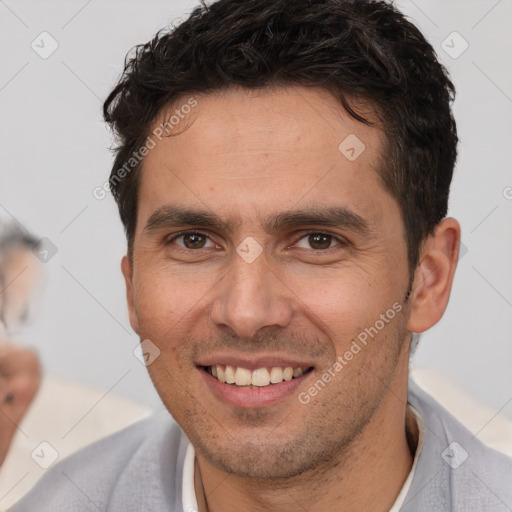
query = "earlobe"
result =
(121, 255, 140, 335)
(406, 218, 461, 334)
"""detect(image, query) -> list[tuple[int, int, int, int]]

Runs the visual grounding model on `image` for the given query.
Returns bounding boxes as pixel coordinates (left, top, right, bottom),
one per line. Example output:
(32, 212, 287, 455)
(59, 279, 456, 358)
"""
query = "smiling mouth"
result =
(203, 365, 314, 388)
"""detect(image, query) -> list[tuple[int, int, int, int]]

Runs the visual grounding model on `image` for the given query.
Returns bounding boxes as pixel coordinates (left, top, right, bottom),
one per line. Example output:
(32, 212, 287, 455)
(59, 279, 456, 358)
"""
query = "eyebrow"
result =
(143, 204, 371, 236)
(144, 204, 370, 235)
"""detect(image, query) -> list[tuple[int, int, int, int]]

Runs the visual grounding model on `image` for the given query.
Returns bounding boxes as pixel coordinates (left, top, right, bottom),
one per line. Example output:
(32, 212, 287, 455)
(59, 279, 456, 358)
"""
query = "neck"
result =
(195, 361, 415, 512)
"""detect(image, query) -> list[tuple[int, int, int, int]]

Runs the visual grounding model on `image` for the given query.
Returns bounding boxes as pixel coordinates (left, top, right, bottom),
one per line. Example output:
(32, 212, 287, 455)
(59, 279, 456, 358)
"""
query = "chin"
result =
(194, 431, 351, 481)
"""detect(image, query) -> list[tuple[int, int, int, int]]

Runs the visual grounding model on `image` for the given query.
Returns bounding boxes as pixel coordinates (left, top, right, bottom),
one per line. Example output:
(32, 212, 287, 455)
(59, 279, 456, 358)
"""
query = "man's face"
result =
(124, 86, 413, 478)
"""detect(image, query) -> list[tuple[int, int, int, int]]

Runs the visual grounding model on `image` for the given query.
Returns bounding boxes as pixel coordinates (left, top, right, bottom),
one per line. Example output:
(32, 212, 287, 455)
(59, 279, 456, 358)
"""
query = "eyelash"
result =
(166, 229, 349, 251)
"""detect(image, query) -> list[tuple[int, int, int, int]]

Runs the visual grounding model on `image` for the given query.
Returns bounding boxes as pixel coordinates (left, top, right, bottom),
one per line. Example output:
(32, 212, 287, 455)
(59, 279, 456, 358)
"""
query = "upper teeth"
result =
(209, 365, 308, 387)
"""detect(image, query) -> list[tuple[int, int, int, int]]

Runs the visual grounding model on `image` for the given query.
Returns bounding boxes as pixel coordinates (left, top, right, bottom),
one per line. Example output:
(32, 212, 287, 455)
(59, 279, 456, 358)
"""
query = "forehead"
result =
(137, 85, 394, 232)
(151, 85, 382, 160)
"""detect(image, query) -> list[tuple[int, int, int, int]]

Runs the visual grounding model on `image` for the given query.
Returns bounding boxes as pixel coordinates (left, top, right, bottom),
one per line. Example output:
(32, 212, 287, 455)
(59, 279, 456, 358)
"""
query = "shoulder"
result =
(405, 380, 512, 511)
(8, 409, 188, 512)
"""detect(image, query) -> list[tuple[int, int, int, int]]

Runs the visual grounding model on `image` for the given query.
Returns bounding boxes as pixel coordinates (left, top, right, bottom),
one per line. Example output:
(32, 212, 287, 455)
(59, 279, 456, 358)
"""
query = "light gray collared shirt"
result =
(9, 380, 512, 511)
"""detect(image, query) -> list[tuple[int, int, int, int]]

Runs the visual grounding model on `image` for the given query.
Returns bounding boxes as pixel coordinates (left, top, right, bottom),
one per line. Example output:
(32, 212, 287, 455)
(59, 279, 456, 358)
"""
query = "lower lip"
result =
(200, 368, 312, 408)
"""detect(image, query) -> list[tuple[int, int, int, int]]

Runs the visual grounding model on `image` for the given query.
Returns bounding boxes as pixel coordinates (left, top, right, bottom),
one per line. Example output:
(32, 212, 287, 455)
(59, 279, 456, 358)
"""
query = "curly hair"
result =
(103, 0, 458, 275)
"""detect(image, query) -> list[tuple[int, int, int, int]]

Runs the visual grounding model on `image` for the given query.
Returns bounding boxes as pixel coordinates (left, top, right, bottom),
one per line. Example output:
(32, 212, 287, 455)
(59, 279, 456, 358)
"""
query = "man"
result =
(10, 0, 512, 510)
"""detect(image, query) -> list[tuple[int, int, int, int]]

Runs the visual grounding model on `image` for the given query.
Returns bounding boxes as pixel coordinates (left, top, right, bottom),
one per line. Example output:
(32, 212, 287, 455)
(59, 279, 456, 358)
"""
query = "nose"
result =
(210, 251, 294, 339)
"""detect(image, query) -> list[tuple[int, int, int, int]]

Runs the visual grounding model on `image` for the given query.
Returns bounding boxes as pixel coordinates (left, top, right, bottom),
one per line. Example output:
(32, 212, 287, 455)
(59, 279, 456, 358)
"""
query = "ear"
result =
(407, 217, 461, 333)
(121, 255, 140, 335)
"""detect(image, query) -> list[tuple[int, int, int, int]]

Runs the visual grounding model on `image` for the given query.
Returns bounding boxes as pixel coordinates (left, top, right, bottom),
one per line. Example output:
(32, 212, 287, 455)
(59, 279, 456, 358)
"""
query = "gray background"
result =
(0, 0, 511, 416)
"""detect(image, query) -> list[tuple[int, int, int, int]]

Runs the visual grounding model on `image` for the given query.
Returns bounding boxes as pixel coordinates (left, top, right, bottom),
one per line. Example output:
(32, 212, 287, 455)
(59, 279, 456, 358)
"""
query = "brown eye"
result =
(182, 233, 207, 249)
(295, 232, 340, 251)
(169, 231, 216, 250)
(308, 233, 333, 250)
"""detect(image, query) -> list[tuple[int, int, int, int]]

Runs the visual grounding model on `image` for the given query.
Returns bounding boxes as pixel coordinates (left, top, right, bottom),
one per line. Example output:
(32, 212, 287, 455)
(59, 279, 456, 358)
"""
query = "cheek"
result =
(132, 265, 212, 335)
(289, 266, 401, 344)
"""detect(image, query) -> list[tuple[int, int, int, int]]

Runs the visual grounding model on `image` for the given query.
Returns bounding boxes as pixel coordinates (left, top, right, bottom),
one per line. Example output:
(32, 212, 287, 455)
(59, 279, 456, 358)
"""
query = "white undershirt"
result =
(389, 405, 425, 512)
(182, 405, 425, 512)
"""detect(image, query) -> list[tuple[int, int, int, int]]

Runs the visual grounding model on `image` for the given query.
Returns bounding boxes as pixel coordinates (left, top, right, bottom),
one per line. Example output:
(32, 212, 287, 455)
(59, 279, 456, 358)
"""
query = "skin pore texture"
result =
(121, 86, 460, 512)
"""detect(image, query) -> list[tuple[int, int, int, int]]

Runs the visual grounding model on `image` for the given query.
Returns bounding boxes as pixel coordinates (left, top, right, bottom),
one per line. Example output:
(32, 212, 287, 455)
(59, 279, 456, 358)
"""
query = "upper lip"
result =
(197, 353, 315, 371)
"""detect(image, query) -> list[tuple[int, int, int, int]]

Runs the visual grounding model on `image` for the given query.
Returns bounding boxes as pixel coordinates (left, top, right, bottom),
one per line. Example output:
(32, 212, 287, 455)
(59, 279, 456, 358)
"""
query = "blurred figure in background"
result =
(0, 222, 42, 465)
(0, 221, 150, 509)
